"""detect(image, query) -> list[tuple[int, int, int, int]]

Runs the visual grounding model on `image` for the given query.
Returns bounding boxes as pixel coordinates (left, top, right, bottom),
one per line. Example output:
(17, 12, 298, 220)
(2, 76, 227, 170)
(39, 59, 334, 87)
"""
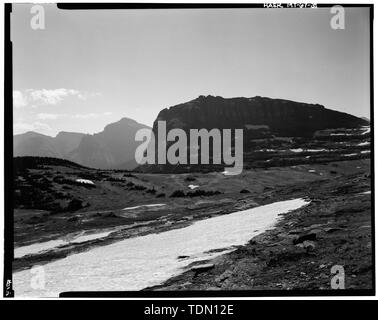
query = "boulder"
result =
(293, 232, 317, 245)
(190, 263, 215, 273)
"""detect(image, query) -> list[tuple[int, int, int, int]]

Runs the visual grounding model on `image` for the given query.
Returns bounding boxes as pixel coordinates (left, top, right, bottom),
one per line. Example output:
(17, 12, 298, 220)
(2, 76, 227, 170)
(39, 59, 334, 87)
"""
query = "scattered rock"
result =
(216, 270, 233, 283)
(67, 216, 79, 222)
(302, 240, 316, 251)
(307, 224, 323, 229)
(206, 286, 221, 290)
(104, 212, 117, 218)
(191, 263, 215, 273)
(324, 227, 343, 233)
(293, 233, 317, 245)
(295, 240, 316, 253)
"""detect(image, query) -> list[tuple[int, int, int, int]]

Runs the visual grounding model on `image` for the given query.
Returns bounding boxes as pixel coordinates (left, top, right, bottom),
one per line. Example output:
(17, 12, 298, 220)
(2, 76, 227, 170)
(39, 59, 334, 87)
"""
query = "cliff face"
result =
(153, 95, 368, 137)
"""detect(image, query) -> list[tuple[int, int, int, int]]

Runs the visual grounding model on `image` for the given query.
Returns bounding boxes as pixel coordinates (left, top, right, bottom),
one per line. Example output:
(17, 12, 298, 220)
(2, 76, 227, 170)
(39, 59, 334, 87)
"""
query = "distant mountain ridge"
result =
(14, 131, 80, 159)
(14, 118, 150, 170)
(153, 95, 368, 137)
(14, 96, 369, 170)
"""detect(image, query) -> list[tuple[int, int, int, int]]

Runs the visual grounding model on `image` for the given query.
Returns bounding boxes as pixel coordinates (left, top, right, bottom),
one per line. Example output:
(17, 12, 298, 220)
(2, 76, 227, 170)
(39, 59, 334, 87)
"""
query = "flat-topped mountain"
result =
(153, 95, 368, 137)
(135, 95, 371, 173)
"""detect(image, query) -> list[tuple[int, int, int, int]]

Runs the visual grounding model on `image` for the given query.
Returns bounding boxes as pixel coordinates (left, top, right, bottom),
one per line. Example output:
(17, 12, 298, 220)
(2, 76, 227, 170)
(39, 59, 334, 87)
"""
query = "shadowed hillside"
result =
(14, 118, 150, 170)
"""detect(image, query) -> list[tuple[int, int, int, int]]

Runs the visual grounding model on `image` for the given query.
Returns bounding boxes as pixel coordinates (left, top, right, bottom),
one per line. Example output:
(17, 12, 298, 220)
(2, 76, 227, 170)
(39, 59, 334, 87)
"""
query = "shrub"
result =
(106, 177, 125, 182)
(170, 190, 186, 197)
(146, 188, 156, 194)
(67, 216, 80, 222)
(123, 173, 137, 178)
(66, 199, 84, 212)
(187, 190, 222, 197)
(132, 185, 147, 191)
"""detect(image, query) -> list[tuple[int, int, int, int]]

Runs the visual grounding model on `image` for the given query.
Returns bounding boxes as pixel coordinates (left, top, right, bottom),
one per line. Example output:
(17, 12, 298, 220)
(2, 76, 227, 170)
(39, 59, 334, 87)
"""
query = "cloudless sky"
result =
(12, 4, 370, 135)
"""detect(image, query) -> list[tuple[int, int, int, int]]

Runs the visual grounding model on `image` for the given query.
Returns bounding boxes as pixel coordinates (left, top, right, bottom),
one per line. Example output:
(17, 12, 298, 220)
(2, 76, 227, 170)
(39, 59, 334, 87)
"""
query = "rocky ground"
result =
(13, 155, 372, 291)
(147, 170, 372, 291)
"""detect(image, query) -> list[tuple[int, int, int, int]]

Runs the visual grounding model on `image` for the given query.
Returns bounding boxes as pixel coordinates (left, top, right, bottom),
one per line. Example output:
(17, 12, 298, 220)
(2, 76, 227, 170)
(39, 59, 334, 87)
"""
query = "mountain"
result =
(13, 118, 150, 170)
(69, 118, 150, 169)
(13, 97, 369, 171)
(136, 95, 370, 173)
(153, 95, 368, 137)
(14, 131, 63, 158)
(55, 132, 86, 155)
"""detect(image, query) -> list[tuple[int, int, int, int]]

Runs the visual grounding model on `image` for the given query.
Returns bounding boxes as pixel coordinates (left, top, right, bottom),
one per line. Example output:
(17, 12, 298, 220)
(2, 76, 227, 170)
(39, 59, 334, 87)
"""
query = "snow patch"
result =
(14, 198, 310, 297)
(76, 179, 94, 185)
(14, 230, 113, 259)
(122, 204, 166, 211)
(343, 153, 358, 157)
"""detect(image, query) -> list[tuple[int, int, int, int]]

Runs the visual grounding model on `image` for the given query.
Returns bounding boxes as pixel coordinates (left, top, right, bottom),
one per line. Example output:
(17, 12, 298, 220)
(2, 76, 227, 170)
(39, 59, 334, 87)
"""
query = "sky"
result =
(12, 4, 370, 136)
